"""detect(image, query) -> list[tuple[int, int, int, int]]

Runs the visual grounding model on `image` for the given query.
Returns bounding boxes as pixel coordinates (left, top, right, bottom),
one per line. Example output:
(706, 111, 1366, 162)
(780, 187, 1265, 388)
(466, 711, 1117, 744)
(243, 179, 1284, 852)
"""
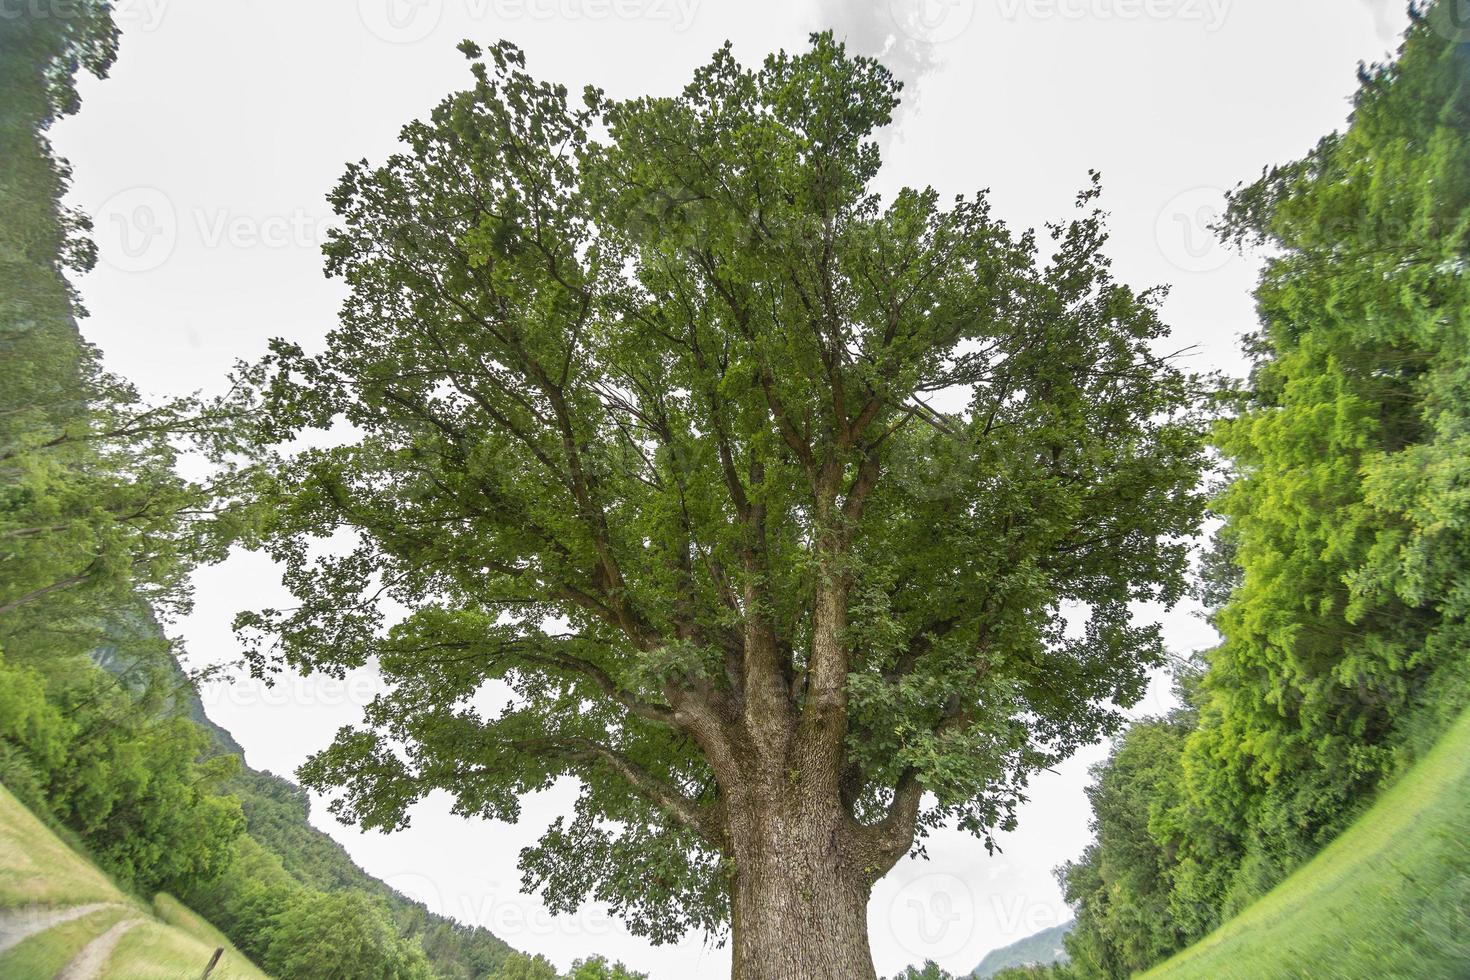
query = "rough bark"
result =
(712, 546, 900, 979)
(726, 786, 878, 980)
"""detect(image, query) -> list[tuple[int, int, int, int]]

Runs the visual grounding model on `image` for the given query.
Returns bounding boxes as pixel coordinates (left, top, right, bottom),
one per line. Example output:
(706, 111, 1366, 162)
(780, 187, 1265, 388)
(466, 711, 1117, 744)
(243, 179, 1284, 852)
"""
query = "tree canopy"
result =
(240, 32, 1205, 966)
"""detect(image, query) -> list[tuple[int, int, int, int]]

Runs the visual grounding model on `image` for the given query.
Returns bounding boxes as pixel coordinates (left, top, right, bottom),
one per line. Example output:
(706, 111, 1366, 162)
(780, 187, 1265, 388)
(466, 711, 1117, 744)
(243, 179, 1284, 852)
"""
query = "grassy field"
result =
(105, 919, 269, 980)
(154, 892, 237, 949)
(1144, 707, 1470, 980)
(0, 786, 134, 911)
(0, 907, 134, 978)
(0, 784, 269, 979)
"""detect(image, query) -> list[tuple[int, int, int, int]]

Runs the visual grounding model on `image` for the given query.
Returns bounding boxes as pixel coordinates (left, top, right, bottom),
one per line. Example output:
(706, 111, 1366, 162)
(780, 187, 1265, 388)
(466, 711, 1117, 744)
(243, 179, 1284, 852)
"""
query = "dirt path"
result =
(54, 917, 144, 980)
(0, 903, 123, 955)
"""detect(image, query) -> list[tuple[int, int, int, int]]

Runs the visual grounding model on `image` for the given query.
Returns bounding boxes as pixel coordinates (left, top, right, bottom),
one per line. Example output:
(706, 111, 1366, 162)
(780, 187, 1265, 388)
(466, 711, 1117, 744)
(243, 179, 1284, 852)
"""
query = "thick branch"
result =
(0, 567, 95, 617)
(855, 768, 926, 881)
(513, 735, 724, 845)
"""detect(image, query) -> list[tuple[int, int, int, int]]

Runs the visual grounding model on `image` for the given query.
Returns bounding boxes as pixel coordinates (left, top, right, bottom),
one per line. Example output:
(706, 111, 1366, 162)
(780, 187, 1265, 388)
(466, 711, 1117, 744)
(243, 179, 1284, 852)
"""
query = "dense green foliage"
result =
(1055, 8, 1470, 976)
(218, 766, 514, 978)
(180, 823, 450, 980)
(491, 952, 564, 980)
(260, 890, 435, 979)
(1194, 3, 1470, 893)
(1057, 701, 1196, 977)
(565, 957, 648, 980)
(0, 644, 244, 896)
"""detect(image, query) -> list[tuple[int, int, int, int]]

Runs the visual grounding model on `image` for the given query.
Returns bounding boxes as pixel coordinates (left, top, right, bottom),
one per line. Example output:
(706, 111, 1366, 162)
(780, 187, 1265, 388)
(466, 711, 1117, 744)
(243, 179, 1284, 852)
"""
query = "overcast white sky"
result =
(54, 0, 1410, 975)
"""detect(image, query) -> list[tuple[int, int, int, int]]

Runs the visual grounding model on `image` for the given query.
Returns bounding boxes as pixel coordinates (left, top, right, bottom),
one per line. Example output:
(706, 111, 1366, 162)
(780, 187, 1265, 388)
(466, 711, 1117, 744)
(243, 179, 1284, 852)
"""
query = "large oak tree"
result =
(240, 35, 1205, 978)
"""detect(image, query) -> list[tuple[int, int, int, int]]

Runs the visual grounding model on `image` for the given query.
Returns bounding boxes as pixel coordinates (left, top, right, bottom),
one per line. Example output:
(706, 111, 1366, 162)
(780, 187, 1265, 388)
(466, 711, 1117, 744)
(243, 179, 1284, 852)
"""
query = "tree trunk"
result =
(727, 794, 877, 980)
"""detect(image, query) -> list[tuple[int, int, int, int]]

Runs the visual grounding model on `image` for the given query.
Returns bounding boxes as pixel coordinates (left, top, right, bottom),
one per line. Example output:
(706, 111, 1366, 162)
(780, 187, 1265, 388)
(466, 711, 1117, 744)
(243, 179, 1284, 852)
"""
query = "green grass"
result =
(153, 892, 234, 949)
(1144, 707, 1470, 980)
(0, 782, 271, 978)
(148, 893, 269, 979)
(105, 919, 270, 980)
(0, 906, 133, 978)
(0, 784, 134, 911)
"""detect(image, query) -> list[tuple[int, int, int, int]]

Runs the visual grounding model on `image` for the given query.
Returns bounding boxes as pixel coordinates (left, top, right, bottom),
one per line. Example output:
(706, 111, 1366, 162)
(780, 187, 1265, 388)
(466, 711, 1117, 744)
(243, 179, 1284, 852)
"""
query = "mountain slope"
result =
(3, 4, 511, 975)
(971, 923, 1072, 978)
(106, 631, 514, 977)
(227, 765, 514, 977)
(1143, 705, 1470, 979)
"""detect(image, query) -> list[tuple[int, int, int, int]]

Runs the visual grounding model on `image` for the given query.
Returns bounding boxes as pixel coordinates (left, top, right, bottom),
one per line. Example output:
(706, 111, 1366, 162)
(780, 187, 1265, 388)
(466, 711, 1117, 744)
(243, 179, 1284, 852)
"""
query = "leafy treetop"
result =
(241, 33, 1206, 945)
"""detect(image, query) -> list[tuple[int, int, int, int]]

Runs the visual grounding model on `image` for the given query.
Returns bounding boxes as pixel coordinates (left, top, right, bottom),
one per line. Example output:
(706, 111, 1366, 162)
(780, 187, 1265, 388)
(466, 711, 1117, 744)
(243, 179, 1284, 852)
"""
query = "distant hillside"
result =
(972, 922, 1071, 978)
(99, 628, 514, 979)
(90, 604, 247, 758)
(1144, 704, 1470, 979)
(228, 766, 513, 978)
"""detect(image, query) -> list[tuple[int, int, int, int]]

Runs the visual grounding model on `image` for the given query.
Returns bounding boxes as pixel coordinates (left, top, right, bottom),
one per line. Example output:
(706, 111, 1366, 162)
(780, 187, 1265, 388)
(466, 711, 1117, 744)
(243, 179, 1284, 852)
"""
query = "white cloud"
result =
(809, 0, 975, 129)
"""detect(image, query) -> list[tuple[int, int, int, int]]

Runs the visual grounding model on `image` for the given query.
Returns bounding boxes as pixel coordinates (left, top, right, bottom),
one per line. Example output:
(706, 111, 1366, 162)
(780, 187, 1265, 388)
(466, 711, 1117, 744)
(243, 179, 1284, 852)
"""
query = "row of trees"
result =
(183, 835, 437, 979)
(490, 952, 647, 980)
(220, 767, 514, 977)
(1052, 8, 1470, 977)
